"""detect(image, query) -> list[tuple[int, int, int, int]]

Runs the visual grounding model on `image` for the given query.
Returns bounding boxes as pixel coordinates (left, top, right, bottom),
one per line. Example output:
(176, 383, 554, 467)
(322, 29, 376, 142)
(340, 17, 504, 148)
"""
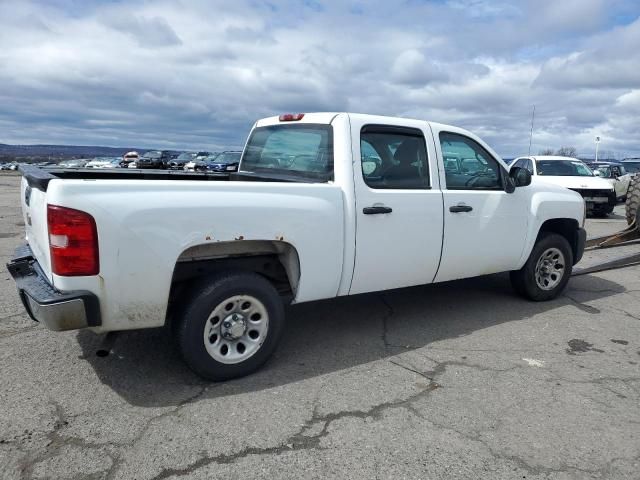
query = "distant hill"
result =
(0, 143, 145, 158)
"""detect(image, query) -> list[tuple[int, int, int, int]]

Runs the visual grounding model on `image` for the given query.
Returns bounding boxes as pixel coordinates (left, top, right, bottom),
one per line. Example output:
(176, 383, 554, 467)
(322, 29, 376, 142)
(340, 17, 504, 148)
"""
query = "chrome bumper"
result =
(6, 245, 101, 331)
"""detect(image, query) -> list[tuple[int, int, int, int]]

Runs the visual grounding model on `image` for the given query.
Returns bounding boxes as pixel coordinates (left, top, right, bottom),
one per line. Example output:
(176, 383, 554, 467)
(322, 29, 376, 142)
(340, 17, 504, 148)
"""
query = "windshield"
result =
(177, 152, 194, 161)
(214, 152, 241, 163)
(143, 151, 162, 159)
(595, 166, 612, 178)
(241, 124, 333, 181)
(536, 159, 593, 176)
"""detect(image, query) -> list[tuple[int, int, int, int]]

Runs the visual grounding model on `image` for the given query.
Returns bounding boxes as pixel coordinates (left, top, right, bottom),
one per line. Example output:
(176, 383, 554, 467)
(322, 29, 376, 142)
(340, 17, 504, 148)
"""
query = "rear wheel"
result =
(626, 175, 640, 225)
(176, 271, 285, 381)
(510, 232, 573, 301)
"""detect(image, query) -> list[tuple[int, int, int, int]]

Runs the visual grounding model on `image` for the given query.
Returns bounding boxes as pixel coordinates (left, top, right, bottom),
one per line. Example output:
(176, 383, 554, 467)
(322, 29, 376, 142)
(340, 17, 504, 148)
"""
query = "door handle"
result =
(363, 206, 392, 215)
(449, 205, 473, 213)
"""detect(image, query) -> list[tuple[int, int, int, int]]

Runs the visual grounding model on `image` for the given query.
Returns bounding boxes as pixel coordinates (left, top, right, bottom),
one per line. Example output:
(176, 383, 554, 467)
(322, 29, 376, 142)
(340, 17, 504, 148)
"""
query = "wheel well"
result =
(166, 240, 300, 324)
(537, 218, 580, 262)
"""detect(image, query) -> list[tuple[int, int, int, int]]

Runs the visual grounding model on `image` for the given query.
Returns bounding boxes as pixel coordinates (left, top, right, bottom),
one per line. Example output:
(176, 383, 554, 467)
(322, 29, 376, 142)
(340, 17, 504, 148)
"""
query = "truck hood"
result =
(533, 175, 613, 191)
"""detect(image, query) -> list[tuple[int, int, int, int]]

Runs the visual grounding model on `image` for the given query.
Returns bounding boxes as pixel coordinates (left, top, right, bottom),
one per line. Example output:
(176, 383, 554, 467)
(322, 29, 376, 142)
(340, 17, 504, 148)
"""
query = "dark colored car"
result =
(137, 150, 171, 169)
(197, 151, 242, 173)
(586, 161, 626, 175)
(168, 152, 195, 170)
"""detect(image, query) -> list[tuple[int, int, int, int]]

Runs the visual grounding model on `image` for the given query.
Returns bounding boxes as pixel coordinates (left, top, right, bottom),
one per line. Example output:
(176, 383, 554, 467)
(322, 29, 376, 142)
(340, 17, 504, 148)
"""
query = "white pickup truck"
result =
(8, 113, 587, 380)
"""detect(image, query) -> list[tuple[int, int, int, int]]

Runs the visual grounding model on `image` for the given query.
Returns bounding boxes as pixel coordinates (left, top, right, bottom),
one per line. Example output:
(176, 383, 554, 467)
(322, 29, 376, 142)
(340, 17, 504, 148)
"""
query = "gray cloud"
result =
(0, 0, 638, 158)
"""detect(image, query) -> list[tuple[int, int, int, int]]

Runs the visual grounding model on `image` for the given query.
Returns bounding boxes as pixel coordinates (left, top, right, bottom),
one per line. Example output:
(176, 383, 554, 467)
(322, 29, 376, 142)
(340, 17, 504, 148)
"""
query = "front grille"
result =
(569, 188, 612, 197)
(569, 188, 615, 207)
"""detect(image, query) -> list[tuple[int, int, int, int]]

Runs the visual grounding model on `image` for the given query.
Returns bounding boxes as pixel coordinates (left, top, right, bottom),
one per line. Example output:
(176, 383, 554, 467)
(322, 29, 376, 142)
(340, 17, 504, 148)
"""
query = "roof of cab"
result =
(255, 112, 465, 131)
(255, 112, 340, 127)
(529, 156, 584, 161)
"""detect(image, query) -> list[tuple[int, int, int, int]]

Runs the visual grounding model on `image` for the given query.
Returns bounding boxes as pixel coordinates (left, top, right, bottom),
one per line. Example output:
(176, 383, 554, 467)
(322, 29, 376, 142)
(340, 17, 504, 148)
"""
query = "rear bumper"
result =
(6, 245, 101, 331)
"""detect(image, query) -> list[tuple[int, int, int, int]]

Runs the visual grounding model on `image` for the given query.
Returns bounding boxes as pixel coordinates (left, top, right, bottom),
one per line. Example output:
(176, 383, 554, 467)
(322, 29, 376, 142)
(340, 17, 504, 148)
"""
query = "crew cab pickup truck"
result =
(8, 113, 587, 380)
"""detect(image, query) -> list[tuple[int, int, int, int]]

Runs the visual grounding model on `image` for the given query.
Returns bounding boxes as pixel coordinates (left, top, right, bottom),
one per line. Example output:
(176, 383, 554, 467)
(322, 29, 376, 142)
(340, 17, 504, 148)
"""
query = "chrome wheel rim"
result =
(535, 247, 565, 291)
(203, 295, 269, 364)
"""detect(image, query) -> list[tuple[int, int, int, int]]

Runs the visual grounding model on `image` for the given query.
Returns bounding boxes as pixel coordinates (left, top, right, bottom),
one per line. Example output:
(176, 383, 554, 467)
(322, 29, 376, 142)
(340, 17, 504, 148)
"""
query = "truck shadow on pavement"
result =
(76, 272, 626, 408)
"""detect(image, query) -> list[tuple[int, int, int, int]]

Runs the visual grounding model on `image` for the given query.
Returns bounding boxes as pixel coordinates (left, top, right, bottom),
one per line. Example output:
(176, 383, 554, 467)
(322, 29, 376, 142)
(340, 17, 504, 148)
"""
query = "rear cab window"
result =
(240, 124, 333, 182)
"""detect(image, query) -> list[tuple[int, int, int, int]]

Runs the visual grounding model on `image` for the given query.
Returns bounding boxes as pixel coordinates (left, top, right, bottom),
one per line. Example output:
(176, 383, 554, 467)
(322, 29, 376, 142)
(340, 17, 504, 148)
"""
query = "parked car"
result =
(621, 158, 640, 175)
(588, 161, 631, 201)
(9, 112, 587, 381)
(184, 151, 213, 171)
(120, 151, 139, 168)
(85, 157, 120, 169)
(58, 159, 89, 168)
(137, 150, 171, 169)
(169, 152, 195, 170)
(197, 151, 242, 172)
(511, 155, 615, 216)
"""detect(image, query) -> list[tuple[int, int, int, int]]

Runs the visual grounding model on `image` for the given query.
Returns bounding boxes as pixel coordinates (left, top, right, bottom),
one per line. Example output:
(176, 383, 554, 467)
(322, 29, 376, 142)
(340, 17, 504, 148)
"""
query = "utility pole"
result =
(595, 136, 600, 162)
(528, 105, 535, 155)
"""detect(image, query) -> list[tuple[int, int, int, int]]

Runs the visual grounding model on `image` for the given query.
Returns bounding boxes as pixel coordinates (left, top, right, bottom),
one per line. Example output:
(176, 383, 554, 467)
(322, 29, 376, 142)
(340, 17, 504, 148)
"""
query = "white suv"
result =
(512, 156, 615, 217)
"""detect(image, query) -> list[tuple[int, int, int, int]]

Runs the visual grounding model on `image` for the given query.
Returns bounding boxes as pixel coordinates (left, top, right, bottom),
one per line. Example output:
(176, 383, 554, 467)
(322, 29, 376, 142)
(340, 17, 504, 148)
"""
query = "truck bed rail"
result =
(19, 164, 230, 191)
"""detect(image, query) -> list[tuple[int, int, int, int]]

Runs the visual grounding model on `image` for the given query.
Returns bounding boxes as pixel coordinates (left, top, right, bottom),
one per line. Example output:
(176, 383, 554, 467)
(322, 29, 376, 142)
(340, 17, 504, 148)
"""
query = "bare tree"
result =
(538, 148, 554, 155)
(598, 150, 617, 160)
(555, 146, 577, 157)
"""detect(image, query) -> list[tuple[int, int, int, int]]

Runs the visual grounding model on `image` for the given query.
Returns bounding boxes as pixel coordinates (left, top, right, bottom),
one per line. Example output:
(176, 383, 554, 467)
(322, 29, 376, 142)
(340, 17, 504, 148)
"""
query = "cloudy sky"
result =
(0, 0, 639, 157)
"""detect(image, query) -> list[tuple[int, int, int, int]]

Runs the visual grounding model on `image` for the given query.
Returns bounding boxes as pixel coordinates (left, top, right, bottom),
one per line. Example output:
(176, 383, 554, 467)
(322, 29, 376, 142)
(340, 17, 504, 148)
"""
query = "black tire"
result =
(510, 232, 573, 301)
(176, 271, 285, 381)
(626, 174, 640, 225)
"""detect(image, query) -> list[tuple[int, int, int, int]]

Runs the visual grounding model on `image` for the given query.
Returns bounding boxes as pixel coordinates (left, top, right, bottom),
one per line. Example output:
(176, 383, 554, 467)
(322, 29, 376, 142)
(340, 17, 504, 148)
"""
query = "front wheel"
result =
(176, 271, 285, 381)
(510, 232, 573, 301)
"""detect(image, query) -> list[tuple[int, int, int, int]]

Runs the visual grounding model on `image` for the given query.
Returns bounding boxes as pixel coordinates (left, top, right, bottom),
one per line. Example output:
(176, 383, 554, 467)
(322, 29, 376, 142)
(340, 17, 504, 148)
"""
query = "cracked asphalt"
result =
(1, 172, 639, 479)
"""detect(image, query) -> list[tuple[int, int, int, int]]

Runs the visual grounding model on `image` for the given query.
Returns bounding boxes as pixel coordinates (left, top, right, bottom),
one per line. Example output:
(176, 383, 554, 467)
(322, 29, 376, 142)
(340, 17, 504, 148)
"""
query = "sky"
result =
(0, 0, 639, 158)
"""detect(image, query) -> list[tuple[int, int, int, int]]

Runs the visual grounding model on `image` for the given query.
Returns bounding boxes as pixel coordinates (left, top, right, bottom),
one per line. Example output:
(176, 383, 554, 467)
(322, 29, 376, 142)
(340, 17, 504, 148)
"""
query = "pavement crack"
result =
(0, 312, 25, 322)
(377, 294, 395, 351)
(562, 293, 600, 314)
(0, 325, 40, 339)
(149, 365, 448, 479)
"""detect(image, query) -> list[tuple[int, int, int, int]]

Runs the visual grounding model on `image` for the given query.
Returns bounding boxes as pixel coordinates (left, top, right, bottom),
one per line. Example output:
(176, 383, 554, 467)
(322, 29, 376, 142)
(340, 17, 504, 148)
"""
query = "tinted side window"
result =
(439, 132, 502, 190)
(361, 126, 429, 189)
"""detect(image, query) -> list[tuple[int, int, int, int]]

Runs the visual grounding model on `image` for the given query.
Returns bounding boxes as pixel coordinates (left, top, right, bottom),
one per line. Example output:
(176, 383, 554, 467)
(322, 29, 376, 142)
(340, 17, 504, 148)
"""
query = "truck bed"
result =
(20, 165, 321, 191)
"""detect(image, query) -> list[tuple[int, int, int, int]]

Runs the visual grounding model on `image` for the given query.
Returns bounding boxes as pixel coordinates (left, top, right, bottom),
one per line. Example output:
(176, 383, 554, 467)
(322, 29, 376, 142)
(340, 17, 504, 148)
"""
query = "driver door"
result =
(433, 128, 529, 282)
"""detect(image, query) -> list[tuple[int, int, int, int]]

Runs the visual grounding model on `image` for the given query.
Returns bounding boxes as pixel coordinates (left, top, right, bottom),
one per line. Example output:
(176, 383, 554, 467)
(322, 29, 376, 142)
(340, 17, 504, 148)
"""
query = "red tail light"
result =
(279, 113, 305, 121)
(47, 205, 99, 276)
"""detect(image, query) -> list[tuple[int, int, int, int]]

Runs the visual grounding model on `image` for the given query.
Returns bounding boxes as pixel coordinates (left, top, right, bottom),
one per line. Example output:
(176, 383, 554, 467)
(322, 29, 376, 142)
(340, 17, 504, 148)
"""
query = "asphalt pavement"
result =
(1, 173, 639, 479)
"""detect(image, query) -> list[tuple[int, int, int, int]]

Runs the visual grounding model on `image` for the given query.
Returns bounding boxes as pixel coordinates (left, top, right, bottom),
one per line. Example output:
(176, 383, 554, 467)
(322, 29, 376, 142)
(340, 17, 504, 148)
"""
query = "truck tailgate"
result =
(21, 177, 53, 282)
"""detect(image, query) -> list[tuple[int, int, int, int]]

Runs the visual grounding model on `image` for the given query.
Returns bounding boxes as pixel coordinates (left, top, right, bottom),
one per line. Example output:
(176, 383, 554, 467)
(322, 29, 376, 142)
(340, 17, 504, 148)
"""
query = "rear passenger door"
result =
(433, 127, 529, 282)
(349, 120, 444, 295)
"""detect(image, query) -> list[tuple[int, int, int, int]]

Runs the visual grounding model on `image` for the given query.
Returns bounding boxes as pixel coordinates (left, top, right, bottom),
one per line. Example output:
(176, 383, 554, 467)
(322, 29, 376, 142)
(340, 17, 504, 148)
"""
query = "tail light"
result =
(47, 205, 99, 276)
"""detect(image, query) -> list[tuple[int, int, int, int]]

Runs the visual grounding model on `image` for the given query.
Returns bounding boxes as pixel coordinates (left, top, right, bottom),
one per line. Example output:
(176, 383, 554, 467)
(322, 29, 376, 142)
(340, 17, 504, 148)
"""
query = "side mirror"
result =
(509, 166, 531, 188)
